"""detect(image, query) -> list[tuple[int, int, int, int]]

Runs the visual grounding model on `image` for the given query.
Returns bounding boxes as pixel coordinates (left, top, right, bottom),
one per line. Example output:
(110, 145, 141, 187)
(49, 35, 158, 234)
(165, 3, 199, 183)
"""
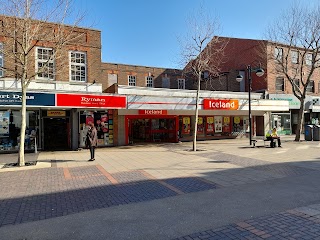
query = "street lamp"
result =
(236, 65, 265, 146)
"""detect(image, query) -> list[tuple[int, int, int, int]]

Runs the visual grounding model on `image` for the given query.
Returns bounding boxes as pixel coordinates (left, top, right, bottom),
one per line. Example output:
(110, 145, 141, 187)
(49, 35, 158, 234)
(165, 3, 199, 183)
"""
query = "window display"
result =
(79, 110, 114, 147)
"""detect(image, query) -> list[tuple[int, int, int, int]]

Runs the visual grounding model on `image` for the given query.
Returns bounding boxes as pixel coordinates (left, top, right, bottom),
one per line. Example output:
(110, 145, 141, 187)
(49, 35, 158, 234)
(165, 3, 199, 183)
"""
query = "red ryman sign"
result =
(56, 94, 126, 108)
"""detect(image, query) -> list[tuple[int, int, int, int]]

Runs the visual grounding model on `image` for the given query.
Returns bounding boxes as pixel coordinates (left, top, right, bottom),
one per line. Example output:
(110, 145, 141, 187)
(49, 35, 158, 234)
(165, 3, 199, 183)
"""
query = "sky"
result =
(74, 0, 319, 69)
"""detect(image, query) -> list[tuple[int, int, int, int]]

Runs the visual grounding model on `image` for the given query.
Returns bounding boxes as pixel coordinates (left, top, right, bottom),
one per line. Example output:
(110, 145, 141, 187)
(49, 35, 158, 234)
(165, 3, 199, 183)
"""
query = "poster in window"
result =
(197, 117, 204, 133)
(182, 117, 190, 134)
(206, 117, 214, 133)
(0, 111, 10, 134)
(214, 116, 222, 133)
(223, 116, 230, 133)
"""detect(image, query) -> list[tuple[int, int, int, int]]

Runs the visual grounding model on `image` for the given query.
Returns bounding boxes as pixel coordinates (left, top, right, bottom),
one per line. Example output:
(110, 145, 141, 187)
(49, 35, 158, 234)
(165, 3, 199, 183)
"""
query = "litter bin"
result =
(305, 125, 313, 141)
(313, 125, 320, 141)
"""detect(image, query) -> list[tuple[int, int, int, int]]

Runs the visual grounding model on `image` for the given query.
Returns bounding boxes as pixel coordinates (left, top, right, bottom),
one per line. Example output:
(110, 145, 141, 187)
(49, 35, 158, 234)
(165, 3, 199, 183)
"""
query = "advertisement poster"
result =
(182, 117, 190, 134)
(206, 117, 214, 133)
(214, 116, 222, 133)
(197, 117, 204, 133)
(0, 111, 10, 134)
(223, 116, 230, 133)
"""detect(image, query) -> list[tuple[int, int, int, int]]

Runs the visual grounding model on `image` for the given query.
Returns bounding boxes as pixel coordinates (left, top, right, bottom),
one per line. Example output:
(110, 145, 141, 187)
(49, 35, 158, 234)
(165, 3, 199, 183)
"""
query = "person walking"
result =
(86, 122, 97, 161)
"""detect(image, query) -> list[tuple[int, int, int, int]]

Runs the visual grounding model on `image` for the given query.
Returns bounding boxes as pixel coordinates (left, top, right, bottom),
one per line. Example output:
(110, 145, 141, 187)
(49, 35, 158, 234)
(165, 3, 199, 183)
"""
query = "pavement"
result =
(1, 135, 320, 239)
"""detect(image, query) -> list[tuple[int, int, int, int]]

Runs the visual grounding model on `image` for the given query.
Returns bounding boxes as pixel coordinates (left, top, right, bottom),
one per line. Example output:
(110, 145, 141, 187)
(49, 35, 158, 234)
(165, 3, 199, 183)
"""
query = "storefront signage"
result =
(47, 111, 66, 117)
(0, 91, 55, 106)
(56, 94, 126, 108)
(138, 110, 168, 115)
(203, 99, 239, 110)
(269, 94, 300, 109)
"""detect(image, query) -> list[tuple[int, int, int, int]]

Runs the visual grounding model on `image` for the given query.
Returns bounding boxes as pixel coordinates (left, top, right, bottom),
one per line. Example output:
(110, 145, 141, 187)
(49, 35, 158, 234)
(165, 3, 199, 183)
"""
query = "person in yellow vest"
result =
(266, 127, 281, 148)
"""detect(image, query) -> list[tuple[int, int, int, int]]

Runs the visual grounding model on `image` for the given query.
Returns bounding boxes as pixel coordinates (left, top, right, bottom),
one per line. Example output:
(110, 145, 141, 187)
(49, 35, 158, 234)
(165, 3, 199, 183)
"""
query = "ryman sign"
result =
(203, 99, 239, 110)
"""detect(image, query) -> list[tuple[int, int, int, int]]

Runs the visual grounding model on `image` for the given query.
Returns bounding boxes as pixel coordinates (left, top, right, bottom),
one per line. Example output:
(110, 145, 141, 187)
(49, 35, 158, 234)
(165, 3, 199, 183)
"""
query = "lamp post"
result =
(236, 65, 264, 146)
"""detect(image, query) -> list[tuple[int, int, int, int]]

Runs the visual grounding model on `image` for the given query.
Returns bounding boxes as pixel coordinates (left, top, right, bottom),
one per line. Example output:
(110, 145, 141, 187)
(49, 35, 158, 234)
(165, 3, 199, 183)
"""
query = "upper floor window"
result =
(128, 75, 136, 86)
(291, 50, 299, 64)
(275, 77, 284, 91)
(162, 76, 170, 88)
(178, 79, 185, 89)
(294, 79, 300, 91)
(307, 80, 314, 93)
(146, 76, 153, 87)
(36, 47, 54, 80)
(274, 47, 283, 62)
(70, 51, 87, 82)
(306, 53, 313, 66)
(0, 43, 3, 77)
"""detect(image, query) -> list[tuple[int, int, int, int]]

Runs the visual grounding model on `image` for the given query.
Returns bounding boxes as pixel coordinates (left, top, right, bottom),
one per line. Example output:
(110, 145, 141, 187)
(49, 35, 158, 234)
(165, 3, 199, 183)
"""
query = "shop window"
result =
(79, 110, 114, 147)
(70, 51, 87, 82)
(0, 110, 39, 151)
(275, 77, 284, 91)
(128, 75, 136, 86)
(197, 117, 204, 133)
(0, 42, 3, 77)
(36, 47, 55, 80)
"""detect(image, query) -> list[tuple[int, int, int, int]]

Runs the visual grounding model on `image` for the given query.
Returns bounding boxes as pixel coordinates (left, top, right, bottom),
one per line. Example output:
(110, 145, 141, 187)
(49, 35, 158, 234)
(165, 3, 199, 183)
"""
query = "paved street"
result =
(1, 136, 320, 239)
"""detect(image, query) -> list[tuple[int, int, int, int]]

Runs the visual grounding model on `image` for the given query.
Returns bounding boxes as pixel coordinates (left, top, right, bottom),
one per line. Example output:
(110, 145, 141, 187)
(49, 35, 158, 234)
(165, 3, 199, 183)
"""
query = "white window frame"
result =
(275, 77, 284, 91)
(36, 47, 55, 80)
(306, 53, 313, 66)
(128, 75, 136, 86)
(274, 47, 283, 62)
(291, 50, 299, 64)
(146, 76, 153, 87)
(0, 43, 3, 77)
(69, 51, 87, 82)
(177, 78, 185, 89)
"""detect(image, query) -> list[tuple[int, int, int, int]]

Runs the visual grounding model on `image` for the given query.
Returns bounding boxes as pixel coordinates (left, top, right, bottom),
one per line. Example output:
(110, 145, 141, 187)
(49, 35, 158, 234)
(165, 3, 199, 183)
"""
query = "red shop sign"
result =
(138, 110, 168, 115)
(56, 93, 126, 108)
(203, 99, 239, 110)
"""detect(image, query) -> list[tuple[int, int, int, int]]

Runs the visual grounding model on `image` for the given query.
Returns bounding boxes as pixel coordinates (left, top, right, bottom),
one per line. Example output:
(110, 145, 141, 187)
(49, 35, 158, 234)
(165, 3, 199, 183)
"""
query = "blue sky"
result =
(75, 0, 318, 69)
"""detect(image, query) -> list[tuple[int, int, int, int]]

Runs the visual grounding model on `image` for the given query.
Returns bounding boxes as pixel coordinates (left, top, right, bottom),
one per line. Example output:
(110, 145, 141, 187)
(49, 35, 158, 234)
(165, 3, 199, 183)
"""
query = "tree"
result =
(0, 0, 84, 166)
(179, 8, 227, 151)
(266, 3, 320, 141)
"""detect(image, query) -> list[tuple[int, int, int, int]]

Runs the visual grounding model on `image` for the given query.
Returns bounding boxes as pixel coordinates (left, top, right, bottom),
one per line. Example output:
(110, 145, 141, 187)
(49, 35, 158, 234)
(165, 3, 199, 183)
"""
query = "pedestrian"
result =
(266, 127, 281, 148)
(86, 122, 97, 161)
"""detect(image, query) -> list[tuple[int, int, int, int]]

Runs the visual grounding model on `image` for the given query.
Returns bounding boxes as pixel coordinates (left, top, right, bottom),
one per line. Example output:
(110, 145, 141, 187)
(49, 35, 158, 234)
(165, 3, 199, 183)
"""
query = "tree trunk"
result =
(193, 73, 201, 151)
(295, 99, 305, 141)
(18, 84, 27, 166)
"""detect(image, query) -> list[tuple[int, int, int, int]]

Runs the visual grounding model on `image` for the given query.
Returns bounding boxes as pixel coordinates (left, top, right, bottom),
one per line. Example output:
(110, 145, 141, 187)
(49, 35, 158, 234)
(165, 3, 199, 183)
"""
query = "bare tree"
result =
(179, 8, 227, 151)
(266, 3, 320, 141)
(0, 0, 85, 166)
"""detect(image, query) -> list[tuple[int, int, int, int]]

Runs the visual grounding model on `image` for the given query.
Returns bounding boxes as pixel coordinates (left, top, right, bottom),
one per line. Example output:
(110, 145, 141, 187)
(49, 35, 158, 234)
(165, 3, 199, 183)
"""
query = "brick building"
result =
(201, 37, 320, 135)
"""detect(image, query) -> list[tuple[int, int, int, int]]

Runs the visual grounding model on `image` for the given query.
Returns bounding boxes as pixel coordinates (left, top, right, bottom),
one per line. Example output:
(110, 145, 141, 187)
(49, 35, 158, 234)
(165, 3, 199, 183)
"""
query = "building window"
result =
(307, 80, 314, 93)
(162, 77, 170, 88)
(128, 75, 136, 86)
(306, 53, 312, 66)
(291, 50, 299, 64)
(275, 77, 284, 91)
(70, 51, 87, 82)
(36, 47, 55, 80)
(274, 47, 283, 62)
(178, 79, 185, 89)
(0, 43, 3, 77)
(146, 76, 153, 87)
(294, 79, 300, 91)
(318, 81, 320, 93)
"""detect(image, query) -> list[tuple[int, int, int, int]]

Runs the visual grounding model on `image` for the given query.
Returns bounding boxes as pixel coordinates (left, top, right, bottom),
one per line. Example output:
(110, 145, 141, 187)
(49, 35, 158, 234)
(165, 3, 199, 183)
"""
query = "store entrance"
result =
(43, 117, 70, 150)
(128, 117, 178, 144)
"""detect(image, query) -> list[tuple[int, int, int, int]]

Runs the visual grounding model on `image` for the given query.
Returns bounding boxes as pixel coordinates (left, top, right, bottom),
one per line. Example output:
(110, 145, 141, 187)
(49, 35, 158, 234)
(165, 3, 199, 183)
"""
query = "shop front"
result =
(118, 86, 290, 146)
(126, 110, 178, 144)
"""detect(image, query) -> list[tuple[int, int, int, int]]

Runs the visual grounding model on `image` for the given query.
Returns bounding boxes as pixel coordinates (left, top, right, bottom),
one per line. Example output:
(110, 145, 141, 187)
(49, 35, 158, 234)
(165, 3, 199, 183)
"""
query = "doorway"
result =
(43, 117, 70, 150)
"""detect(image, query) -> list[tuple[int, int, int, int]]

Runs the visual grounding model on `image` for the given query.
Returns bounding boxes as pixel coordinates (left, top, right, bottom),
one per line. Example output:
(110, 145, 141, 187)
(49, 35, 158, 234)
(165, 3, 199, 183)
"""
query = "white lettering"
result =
(81, 97, 106, 103)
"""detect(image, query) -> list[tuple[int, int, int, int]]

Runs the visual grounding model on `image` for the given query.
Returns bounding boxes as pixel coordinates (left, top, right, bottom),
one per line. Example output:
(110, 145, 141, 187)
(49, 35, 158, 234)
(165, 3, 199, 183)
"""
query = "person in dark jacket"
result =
(86, 122, 98, 161)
